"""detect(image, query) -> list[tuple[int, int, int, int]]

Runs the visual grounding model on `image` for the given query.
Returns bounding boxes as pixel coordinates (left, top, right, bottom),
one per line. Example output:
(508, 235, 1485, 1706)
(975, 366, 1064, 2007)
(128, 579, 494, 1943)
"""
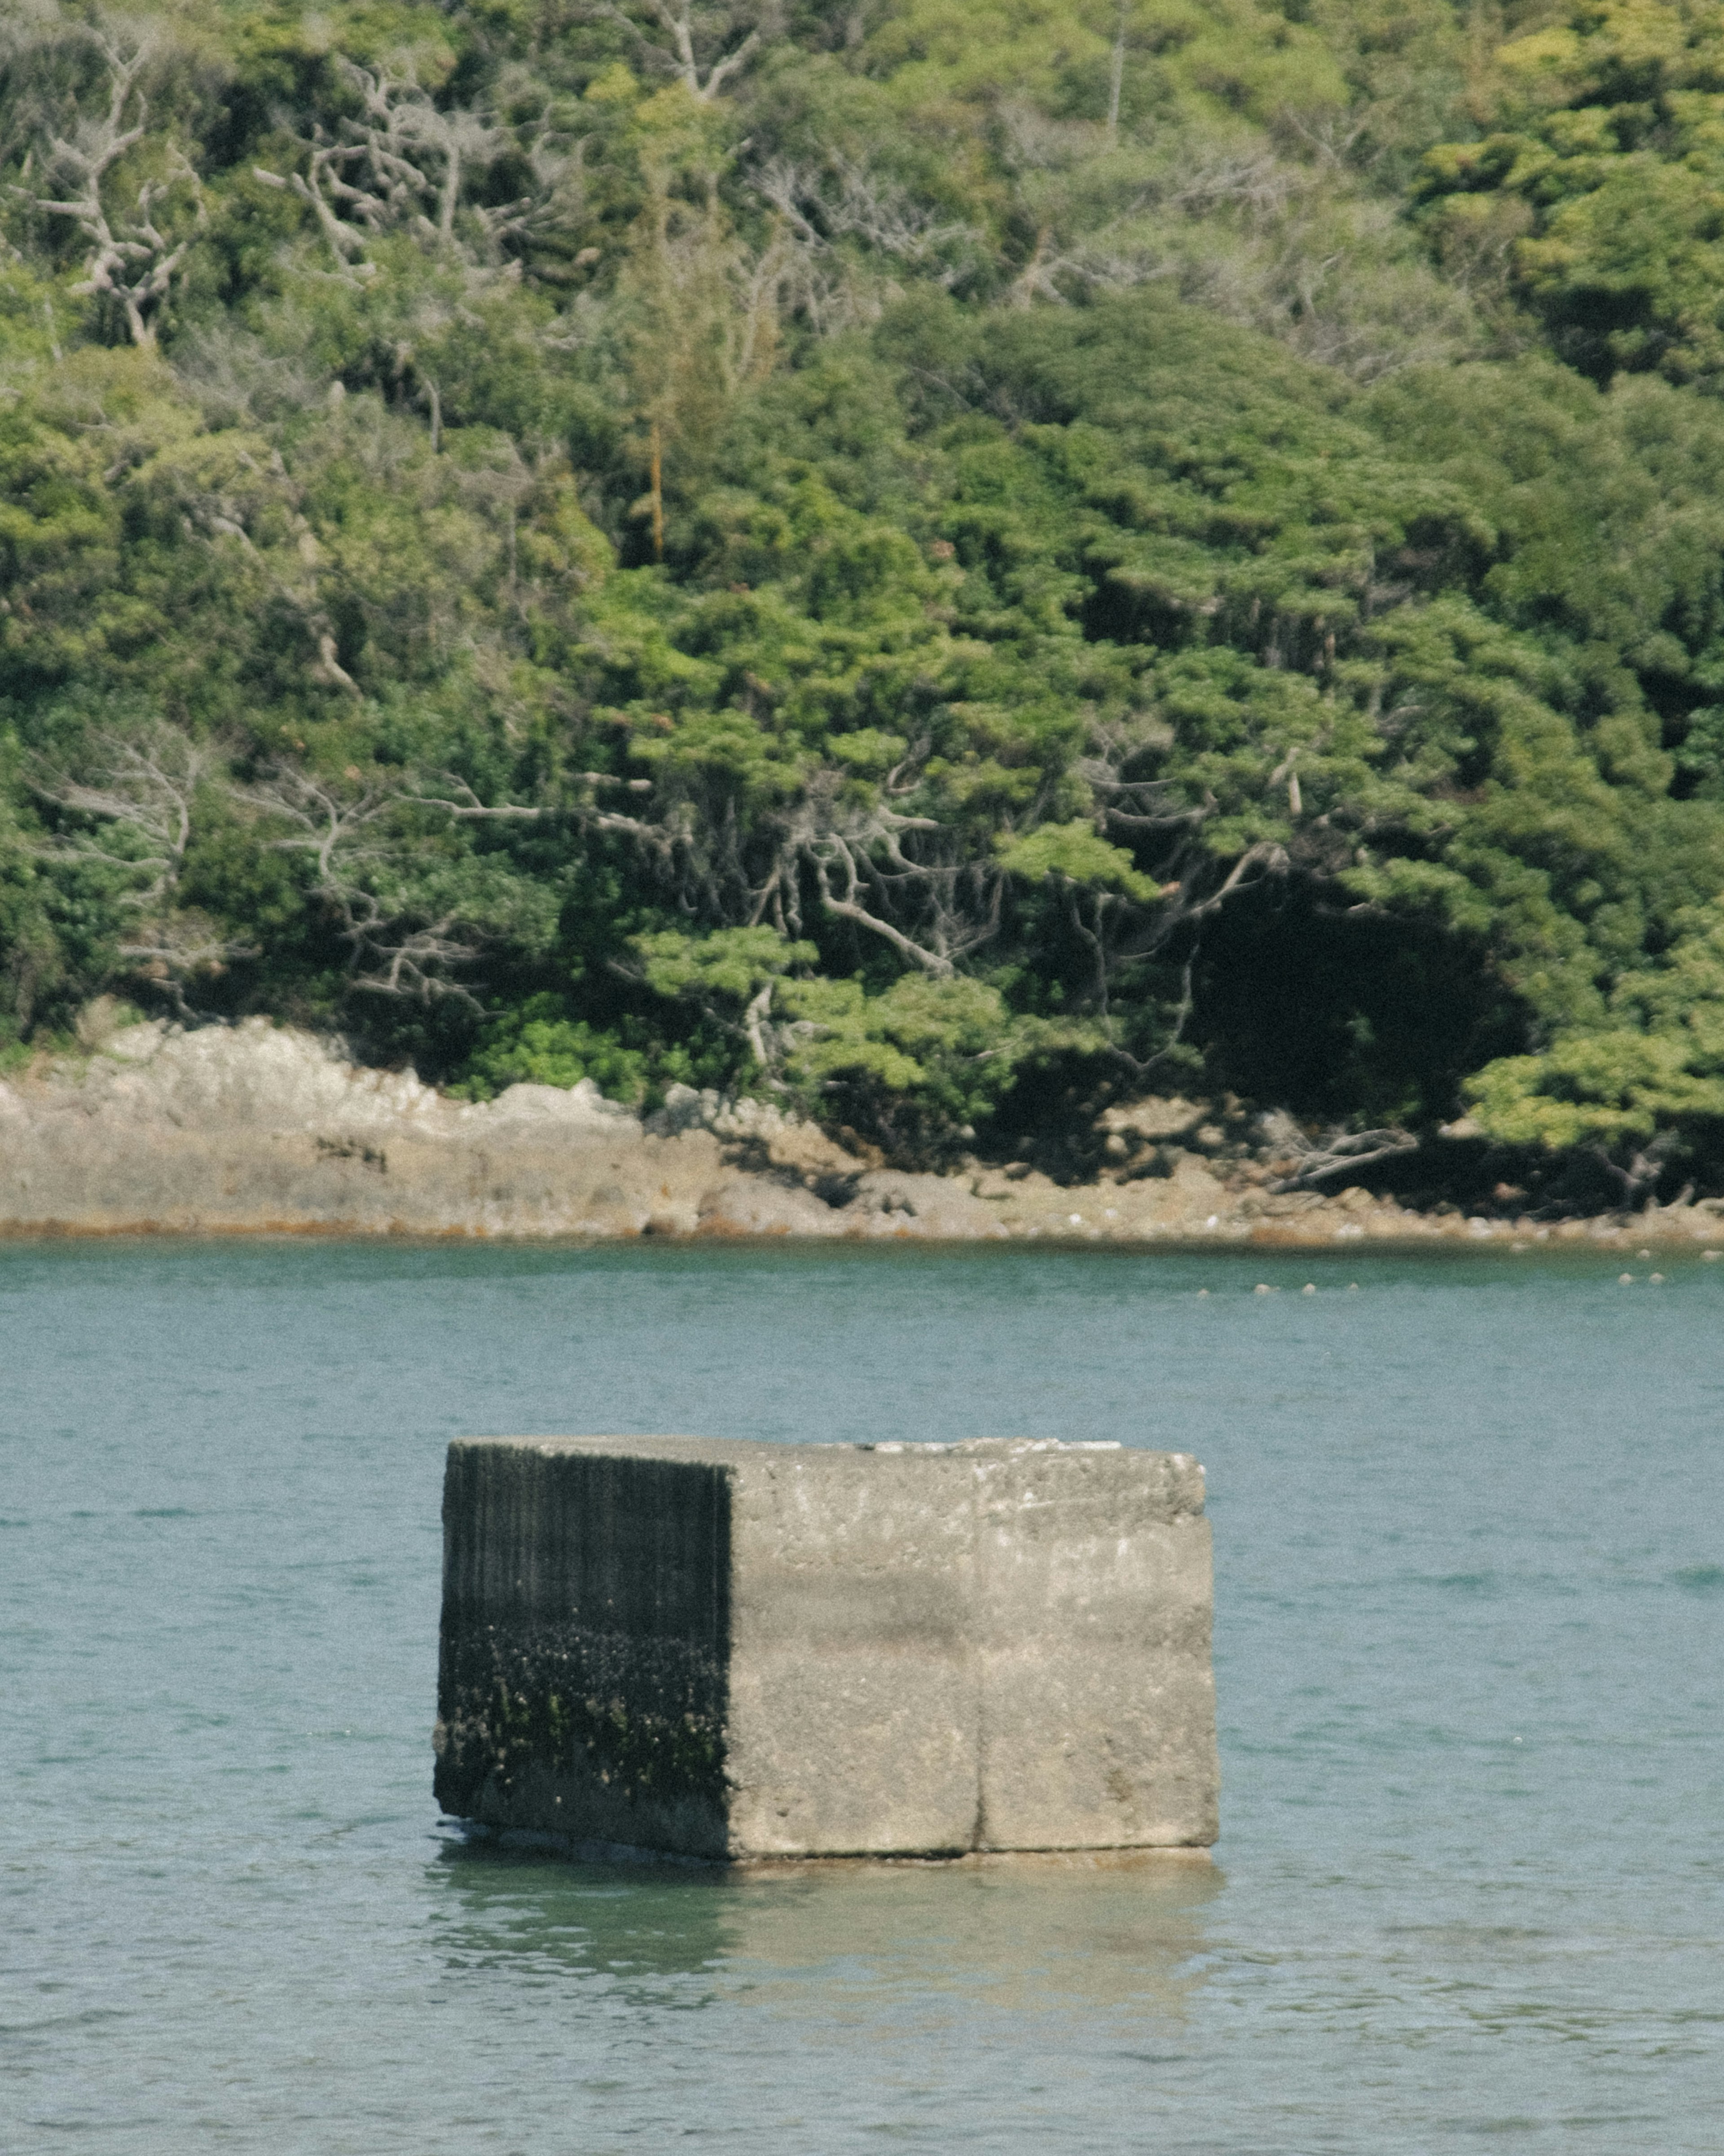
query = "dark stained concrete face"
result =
(435, 1436, 1218, 1861)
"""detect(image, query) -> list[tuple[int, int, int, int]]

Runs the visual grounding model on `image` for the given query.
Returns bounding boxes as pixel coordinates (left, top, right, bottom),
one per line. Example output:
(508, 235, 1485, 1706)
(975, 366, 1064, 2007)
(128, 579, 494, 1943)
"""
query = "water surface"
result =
(3, 1239, 1721, 2150)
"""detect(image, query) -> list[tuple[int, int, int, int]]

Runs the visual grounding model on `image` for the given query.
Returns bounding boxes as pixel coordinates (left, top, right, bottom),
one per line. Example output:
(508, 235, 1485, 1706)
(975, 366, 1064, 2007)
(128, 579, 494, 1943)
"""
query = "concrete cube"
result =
(435, 1435, 1218, 1861)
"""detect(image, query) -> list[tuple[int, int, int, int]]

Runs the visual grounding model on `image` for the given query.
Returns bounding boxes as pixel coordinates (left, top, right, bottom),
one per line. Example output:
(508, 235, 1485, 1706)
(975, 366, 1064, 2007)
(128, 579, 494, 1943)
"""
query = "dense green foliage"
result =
(8, 0, 1724, 1195)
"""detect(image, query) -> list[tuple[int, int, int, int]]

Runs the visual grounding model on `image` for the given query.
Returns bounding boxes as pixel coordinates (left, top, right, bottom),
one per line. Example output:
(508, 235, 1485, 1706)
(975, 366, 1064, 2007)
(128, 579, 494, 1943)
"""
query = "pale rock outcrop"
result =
(1, 1021, 990, 1239)
(5, 1016, 1721, 1245)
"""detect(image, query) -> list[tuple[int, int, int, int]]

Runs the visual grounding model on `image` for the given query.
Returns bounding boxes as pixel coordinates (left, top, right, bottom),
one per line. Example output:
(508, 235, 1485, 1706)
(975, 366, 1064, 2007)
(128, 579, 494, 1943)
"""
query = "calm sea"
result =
(3, 1239, 1721, 2151)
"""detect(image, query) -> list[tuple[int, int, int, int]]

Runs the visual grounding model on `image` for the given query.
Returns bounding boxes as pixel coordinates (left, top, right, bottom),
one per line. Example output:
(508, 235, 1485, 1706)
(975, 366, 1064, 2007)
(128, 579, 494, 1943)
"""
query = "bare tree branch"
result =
(231, 766, 400, 882)
(233, 766, 488, 1005)
(589, 0, 782, 101)
(13, 22, 203, 347)
(1258, 1110, 1418, 1192)
(256, 59, 584, 276)
(814, 838, 955, 976)
(118, 913, 258, 1021)
(29, 727, 214, 905)
(411, 776, 550, 820)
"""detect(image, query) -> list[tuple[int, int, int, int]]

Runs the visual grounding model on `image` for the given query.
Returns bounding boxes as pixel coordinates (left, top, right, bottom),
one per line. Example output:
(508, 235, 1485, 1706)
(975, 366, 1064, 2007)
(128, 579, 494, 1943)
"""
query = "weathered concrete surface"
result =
(435, 1435, 1219, 1860)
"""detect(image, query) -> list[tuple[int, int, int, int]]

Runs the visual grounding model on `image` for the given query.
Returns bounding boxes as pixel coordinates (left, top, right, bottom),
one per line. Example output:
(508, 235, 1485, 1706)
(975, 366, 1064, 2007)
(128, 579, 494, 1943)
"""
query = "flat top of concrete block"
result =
(456, 1434, 1155, 1460)
(449, 1433, 1205, 1503)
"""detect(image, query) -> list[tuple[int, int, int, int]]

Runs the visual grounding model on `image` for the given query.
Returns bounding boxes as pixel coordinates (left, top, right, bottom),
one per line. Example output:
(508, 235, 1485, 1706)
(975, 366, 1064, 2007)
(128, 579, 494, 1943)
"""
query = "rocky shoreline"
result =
(3, 1013, 1721, 1252)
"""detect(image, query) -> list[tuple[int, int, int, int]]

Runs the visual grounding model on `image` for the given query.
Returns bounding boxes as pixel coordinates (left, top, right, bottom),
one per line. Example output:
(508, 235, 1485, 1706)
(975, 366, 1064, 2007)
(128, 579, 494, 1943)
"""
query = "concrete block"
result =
(435, 1435, 1218, 1860)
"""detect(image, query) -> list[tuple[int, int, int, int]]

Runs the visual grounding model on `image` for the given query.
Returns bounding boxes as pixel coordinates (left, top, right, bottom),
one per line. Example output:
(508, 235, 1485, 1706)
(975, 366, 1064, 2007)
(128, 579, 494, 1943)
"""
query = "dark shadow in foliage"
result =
(1191, 878, 1529, 1130)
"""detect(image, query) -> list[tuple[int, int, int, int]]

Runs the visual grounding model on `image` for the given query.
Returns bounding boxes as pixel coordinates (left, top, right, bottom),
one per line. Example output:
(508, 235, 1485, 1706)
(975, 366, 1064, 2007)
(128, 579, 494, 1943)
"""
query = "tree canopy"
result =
(8, 1, 1724, 1198)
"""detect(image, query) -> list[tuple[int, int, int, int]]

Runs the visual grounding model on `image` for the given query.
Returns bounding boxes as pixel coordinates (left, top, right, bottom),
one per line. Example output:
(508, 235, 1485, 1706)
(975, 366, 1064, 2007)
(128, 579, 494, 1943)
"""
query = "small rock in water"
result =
(1253, 1283, 1273, 1296)
(1302, 1283, 1317, 1295)
(1706, 1250, 1722, 1262)
(1618, 1272, 1634, 1284)
(1650, 1272, 1666, 1284)
(1638, 1248, 1652, 1260)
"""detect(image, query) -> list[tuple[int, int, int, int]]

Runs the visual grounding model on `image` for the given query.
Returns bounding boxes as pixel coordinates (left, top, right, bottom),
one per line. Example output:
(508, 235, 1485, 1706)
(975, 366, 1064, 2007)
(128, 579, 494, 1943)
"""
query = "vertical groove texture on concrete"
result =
(435, 1442, 735, 1856)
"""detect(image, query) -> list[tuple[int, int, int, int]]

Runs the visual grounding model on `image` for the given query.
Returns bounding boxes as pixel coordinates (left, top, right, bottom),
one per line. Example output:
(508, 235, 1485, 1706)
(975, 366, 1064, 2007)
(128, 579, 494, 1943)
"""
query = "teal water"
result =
(3, 1238, 1721, 2152)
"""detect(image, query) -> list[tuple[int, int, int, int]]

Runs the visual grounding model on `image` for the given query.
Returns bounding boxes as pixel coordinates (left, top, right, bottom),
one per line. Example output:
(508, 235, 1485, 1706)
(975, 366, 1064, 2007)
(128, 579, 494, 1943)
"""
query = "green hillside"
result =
(8, 0, 1724, 1199)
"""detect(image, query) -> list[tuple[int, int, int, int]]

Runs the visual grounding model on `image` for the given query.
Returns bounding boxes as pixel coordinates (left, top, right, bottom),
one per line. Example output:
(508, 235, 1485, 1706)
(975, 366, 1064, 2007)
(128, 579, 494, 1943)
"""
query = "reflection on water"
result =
(432, 1839, 1220, 2023)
